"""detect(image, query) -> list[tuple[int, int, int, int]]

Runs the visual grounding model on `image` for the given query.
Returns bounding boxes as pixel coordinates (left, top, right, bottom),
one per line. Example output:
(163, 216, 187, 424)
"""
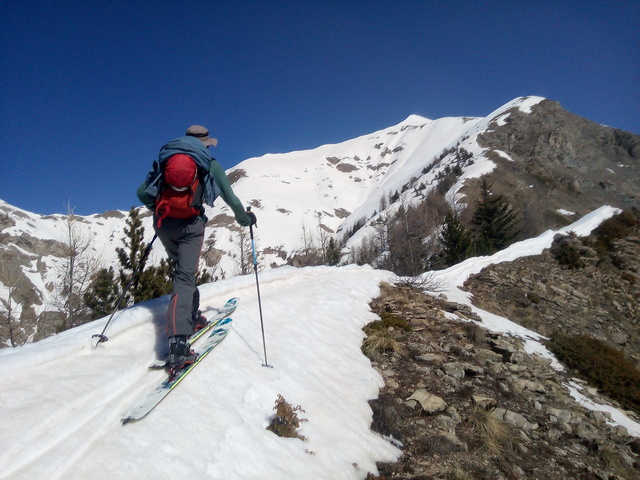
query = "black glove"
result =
(246, 207, 257, 227)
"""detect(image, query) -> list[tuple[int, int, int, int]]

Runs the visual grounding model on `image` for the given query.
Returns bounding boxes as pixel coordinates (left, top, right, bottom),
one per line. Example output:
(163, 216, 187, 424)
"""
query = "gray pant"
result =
(154, 216, 205, 337)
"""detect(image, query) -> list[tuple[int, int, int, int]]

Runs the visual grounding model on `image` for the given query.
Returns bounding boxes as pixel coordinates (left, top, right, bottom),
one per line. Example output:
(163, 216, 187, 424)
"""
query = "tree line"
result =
(350, 179, 521, 276)
(2, 179, 519, 346)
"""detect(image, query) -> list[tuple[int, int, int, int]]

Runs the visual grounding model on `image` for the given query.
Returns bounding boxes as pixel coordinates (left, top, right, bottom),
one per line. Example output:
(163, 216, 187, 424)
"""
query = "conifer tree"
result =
(471, 180, 520, 255)
(136, 258, 174, 302)
(84, 267, 120, 320)
(325, 237, 341, 266)
(197, 269, 213, 285)
(116, 208, 149, 305)
(115, 207, 174, 305)
(439, 210, 473, 267)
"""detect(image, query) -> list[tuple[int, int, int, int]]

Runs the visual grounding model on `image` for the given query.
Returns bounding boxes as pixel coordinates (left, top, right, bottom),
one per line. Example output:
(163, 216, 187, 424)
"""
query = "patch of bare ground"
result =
(364, 283, 640, 480)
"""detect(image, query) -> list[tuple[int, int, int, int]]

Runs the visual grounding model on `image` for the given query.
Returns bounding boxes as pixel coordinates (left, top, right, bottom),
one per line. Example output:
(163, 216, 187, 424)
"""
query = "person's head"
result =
(186, 125, 217, 147)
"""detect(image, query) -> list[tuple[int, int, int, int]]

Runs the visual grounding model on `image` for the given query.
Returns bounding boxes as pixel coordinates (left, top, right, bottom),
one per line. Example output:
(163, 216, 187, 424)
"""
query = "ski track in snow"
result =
(0, 319, 163, 479)
(0, 266, 401, 480)
(1, 206, 639, 479)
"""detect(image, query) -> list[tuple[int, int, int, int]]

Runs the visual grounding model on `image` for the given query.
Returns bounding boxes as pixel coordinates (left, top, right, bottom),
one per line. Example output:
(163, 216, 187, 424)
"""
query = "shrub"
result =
(592, 210, 638, 255)
(266, 394, 307, 441)
(550, 232, 586, 269)
(364, 312, 411, 334)
(548, 332, 640, 415)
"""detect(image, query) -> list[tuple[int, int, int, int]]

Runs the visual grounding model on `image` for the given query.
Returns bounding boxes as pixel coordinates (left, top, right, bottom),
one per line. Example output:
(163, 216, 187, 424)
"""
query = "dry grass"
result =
(439, 465, 469, 480)
(465, 407, 517, 458)
(361, 331, 403, 357)
(463, 322, 485, 345)
(600, 445, 636, 478)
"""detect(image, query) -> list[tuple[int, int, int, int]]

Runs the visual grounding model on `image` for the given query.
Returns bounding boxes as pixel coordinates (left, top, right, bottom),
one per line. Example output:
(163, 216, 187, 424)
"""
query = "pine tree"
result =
(471, 180, 520, 255)
(84, 267, 120, 320)
(116, 207, 173, 305)
(325, 237, 341, 266)
(136, 258, 174, 301)
(197, 268, 213, 285)
(439, 210, 473, 267)
(116, 208, 150, 305)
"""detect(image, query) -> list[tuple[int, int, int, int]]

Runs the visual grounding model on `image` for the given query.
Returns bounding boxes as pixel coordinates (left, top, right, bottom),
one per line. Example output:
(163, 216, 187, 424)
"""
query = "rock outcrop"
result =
(366, 284, 639, 479)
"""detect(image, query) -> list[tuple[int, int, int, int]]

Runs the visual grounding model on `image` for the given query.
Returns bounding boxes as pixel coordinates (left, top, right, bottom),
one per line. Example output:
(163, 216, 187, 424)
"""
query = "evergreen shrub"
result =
(364, 312, 411, 334)
(592, 210, 638, 255)
(548, 332, 640, 416)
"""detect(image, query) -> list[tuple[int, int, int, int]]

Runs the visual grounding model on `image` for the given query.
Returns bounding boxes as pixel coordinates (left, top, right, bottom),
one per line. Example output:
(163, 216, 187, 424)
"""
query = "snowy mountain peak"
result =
(223, 98, 539, 264)
(0, 96, 552, 328)
(5, 94, 639, 347)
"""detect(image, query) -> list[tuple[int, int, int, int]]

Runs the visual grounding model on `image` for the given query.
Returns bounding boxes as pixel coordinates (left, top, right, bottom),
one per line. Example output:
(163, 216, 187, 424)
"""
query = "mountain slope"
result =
(219, 97, 547, 263)
(0, 209, 638, 480)
(460, 98, 640, 236)
(2, 95, 639, 347)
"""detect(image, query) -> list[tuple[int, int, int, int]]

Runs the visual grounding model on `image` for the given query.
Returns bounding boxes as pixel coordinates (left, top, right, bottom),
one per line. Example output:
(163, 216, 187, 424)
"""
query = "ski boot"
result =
(168, 335, 198, 377)
(191, 311, 209, 332)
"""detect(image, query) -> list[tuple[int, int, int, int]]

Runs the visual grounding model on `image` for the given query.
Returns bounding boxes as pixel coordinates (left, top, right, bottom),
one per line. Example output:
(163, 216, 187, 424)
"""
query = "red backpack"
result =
(155, 153, 204, 227)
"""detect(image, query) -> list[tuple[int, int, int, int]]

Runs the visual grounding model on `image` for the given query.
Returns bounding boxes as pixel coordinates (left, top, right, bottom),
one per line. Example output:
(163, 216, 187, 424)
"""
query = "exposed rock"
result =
(490, 408, 538, 431)
(464, 222, 640, 369)
(470, 99, 640, 239)
(417, 353, 446, 363)
(471, 395, 497, 409)
(406, 390, 447, 414)
(366, 284, 640, 480)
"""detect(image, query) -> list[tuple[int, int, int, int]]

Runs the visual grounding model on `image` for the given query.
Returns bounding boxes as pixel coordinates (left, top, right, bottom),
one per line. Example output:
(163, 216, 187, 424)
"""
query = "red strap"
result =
(155, 199, 170, 228)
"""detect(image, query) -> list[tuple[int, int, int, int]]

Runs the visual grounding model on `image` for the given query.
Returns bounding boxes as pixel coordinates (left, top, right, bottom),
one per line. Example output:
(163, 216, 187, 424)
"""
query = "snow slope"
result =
(0, 206, 638, 480)
(0, 265, 400, 480)
(0, 96, 546, 322)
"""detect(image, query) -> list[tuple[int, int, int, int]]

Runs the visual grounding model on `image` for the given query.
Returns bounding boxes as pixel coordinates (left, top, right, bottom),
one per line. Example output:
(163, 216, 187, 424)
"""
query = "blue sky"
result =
(1, 1, 638, 215)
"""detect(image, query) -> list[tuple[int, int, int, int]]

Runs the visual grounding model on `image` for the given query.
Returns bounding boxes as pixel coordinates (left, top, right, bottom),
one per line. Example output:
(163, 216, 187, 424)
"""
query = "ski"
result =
(122, 316, 235, 424)
(148, 297, 238, 369)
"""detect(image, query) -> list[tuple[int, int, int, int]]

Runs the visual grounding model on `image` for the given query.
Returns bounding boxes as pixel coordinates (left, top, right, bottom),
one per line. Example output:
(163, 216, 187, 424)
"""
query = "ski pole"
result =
(92, 233, 158, 346)
(247, 210, 271, 367)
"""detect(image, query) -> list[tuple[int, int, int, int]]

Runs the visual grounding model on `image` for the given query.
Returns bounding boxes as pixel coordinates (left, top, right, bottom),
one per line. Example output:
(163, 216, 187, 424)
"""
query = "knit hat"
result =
(186, 125, 218, 147)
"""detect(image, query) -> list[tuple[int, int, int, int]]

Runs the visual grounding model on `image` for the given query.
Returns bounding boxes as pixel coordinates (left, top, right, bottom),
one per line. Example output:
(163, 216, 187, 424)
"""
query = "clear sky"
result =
(1, 0, 638, 215)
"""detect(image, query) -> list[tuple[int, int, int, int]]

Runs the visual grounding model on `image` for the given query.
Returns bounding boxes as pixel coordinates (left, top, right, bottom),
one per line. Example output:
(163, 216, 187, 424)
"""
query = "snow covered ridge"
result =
(0, 96, 546, 320)
(0, 208, 638, 480)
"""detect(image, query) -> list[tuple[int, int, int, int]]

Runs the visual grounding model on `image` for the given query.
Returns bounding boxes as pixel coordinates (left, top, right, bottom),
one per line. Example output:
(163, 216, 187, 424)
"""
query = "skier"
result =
(137, 125, 255, 369)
